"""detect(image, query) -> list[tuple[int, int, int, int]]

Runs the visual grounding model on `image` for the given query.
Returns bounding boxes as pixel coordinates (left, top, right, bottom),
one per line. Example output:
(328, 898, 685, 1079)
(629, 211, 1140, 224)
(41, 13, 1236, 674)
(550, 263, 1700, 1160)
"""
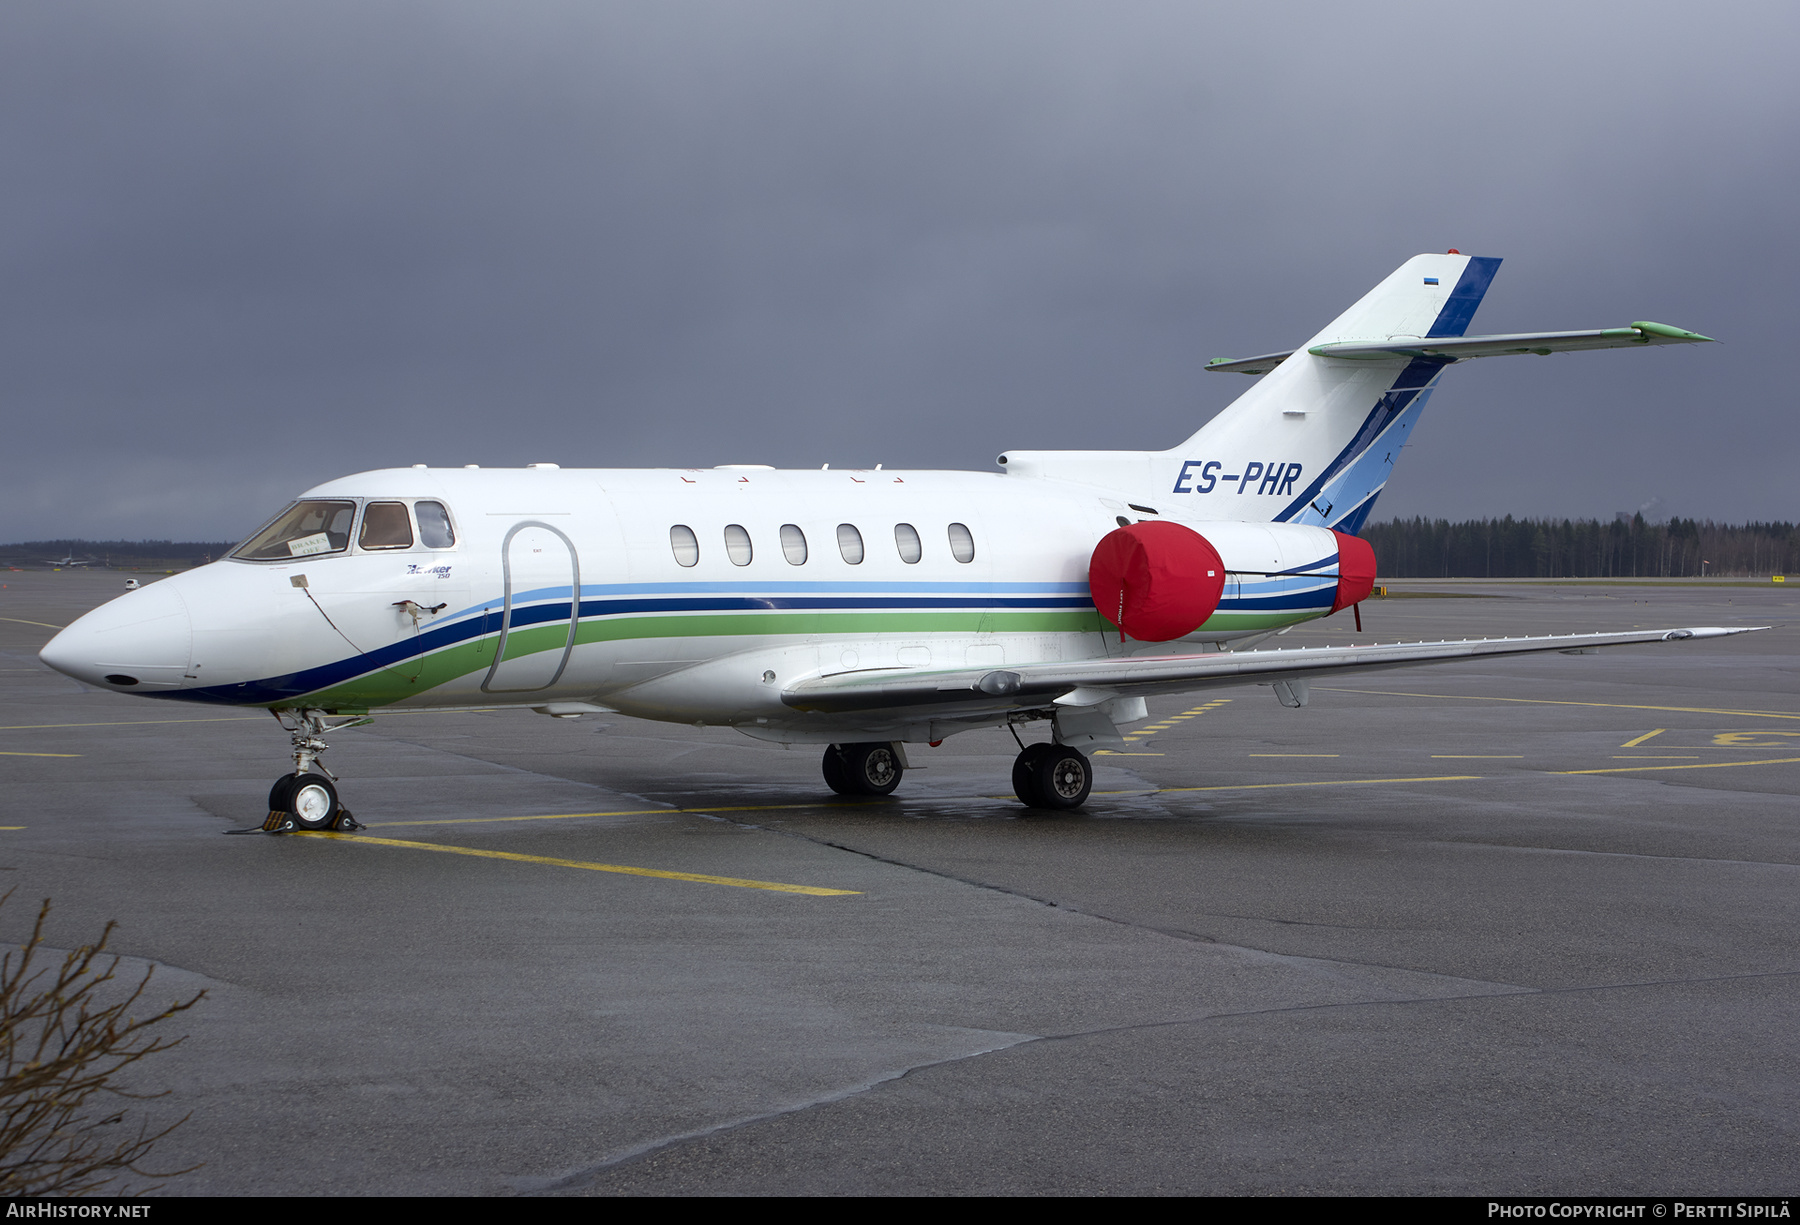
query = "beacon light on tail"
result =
(41, 251, 1744, 822)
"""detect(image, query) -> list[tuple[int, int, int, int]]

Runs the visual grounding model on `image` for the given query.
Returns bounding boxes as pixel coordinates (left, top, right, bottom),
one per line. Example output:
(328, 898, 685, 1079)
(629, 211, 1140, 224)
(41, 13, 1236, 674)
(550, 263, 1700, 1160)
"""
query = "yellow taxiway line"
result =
(370, 798, 898, 828)
(1555, 756, 1800, 776)
(294, 832, 859, 896)
(367, 750, 1800, 831)
(1145, 773, 1484, 795)
(1316, 687, 1800, 721)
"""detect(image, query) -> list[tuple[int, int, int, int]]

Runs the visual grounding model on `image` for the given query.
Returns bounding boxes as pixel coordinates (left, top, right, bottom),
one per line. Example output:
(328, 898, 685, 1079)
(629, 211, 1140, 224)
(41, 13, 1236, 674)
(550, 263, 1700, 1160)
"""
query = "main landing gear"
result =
(1011, 741, 1093, 811)
(821, 742, 905, 796)
(261, 709, 366, 833)
(817, 737, 1095, 811)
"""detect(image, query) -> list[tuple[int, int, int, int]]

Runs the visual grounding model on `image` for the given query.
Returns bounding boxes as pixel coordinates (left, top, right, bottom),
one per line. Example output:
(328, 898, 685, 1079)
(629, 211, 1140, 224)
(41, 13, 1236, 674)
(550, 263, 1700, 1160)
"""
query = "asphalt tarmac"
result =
(1, 570, 1795, 1196)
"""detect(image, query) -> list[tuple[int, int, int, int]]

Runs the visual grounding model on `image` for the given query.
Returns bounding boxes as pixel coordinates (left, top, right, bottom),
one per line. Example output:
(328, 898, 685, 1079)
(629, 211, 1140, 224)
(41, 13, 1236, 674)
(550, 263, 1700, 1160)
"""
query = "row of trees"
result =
(1361, 516, 1797, 579)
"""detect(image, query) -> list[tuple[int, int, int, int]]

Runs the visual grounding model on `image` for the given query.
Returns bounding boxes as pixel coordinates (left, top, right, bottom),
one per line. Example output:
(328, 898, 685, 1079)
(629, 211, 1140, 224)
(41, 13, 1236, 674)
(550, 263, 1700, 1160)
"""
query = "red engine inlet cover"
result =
(1088, 521, 1227, 642)
(1332, 531, 1376, 612)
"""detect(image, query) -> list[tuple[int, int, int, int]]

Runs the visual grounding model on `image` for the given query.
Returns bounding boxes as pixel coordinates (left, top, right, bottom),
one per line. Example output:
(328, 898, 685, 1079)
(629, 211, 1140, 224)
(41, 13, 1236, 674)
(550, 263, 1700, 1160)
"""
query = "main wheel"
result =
(823, 743, 904, 796)
(285, 772, 341, 830)
(1022, 744, 1092, 810)
(821, 745, 854, 795)
(1011, 742, 1053, 807)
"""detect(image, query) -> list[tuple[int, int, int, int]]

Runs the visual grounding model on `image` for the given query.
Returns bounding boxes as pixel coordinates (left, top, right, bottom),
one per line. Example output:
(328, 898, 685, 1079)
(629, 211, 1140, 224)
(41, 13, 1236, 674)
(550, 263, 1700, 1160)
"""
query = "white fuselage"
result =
(41, 464, 1348, 743)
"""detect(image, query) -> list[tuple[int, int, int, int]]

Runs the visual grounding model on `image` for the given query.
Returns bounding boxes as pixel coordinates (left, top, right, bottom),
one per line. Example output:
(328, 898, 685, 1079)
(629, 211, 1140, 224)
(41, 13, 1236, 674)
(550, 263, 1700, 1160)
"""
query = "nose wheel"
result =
(1011, 742, 1092, 810)
(260, 710, 365, 832)
(265, 772, 356, 831)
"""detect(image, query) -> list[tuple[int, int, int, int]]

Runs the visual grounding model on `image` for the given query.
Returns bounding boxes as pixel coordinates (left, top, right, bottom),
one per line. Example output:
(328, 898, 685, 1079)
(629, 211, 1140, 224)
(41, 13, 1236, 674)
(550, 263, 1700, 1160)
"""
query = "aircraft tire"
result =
(821, 745, 855, 795)
(829, 742, 903, 796)
(268, 773, 298, 815)
(1028, 744, 1092, 810)
(1011, 743, 1051, 807)
(285, 773, 341, 830)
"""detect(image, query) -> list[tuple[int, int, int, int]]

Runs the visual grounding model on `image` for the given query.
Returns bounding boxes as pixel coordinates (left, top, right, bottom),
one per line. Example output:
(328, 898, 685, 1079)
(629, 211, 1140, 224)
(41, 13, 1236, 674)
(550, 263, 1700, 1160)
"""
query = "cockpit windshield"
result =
(234, 500, 357, 560)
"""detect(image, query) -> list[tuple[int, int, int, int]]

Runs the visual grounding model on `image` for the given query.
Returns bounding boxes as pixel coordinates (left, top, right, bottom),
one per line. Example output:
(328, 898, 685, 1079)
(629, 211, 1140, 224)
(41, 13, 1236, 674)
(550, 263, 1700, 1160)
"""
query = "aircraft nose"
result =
(39, 580, 193, 692)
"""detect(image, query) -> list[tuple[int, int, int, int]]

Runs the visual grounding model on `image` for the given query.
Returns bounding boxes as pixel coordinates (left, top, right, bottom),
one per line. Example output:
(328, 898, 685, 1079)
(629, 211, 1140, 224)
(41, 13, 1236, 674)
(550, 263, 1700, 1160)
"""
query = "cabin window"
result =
(359, 502, 414, 550)
(234, 500, 357, 560)
(948, 522, 976, 563)
(780, 524, 808, 565)
(894, 523, 922, 564)
(415, 501, 455, 548)
(670, 524, 699, 567)
(724, 524, 753, 566)
(836, 523, 864, 565)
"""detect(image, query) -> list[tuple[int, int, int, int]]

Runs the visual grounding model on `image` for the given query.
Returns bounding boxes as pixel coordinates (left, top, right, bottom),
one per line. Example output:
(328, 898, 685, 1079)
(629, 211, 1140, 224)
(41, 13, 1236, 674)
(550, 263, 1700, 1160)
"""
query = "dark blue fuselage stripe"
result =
(143, 584, 1334, 707)
(1270, 552, 1338, 575)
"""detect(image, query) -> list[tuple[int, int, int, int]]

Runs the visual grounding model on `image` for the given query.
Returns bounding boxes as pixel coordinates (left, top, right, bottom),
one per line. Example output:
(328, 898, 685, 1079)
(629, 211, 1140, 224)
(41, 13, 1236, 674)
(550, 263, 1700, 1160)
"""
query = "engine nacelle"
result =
(1331, 530, 1376, 612)
(1087, 521, 1226, 642)
(1089, 521, 1375, 642)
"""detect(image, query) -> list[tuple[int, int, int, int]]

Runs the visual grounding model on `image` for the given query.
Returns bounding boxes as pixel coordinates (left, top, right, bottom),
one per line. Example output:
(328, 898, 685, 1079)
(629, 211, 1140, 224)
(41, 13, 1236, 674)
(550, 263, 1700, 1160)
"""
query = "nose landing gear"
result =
(262, 710, 366, 832)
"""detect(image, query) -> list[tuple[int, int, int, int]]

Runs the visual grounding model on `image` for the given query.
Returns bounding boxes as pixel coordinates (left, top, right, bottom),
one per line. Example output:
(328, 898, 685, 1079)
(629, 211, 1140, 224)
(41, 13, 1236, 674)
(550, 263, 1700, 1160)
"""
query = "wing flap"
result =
(779, 627, 1761, 715)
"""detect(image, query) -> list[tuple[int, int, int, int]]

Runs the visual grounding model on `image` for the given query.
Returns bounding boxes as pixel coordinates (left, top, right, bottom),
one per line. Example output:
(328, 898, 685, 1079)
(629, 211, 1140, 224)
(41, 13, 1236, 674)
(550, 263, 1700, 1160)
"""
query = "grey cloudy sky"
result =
(3, 1, 1795, 541)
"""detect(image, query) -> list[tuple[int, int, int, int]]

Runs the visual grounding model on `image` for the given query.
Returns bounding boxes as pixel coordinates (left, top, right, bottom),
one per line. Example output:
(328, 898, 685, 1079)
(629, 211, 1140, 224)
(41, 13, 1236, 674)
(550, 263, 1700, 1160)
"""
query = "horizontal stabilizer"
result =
(1203, 350, 1295, 375)
(781, 626, 1763, 715)
(1207, 321, 1712, 374)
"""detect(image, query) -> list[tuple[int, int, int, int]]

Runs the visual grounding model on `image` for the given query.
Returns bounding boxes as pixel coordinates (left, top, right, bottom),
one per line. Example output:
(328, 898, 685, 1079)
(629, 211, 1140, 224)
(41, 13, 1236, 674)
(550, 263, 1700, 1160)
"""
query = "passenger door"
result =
(482, 521, 581, 693)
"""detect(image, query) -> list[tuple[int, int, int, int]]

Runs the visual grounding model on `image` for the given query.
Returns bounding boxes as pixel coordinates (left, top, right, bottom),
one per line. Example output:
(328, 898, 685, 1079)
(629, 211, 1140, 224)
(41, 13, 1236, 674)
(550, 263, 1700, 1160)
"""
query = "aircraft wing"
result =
(780, 626, 1763, 715)
(1205, 321, 1712, 374)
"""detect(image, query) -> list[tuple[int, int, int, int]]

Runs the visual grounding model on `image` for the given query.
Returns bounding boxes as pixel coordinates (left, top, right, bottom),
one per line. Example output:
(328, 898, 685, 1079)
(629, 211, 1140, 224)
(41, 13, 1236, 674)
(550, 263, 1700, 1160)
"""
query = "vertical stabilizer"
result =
(1171, 253, 1500, 531)
(997, 253, 1501, 532)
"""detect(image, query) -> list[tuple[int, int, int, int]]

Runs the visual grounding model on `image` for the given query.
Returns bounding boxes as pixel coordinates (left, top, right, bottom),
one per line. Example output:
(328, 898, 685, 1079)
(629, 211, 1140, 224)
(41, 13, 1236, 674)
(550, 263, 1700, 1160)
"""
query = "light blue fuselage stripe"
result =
(148, 577, 1338, 708)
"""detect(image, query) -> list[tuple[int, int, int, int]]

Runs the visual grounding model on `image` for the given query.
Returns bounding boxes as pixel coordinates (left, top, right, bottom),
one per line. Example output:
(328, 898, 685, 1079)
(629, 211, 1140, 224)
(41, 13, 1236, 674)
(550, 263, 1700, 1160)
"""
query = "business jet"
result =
(40, 252, 1749, 831)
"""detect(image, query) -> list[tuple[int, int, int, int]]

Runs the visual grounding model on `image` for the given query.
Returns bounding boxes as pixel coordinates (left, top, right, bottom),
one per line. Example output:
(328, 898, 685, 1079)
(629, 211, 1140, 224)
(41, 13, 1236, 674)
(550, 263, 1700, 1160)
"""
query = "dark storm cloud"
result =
(3, 0, 1796, 540)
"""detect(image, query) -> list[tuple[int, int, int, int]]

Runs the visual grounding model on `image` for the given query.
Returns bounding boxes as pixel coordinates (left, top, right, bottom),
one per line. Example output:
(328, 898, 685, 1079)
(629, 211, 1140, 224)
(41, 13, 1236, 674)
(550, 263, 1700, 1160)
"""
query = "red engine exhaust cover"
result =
(1088, 521, 1227, 642)
(1332, 530, 1376, 612)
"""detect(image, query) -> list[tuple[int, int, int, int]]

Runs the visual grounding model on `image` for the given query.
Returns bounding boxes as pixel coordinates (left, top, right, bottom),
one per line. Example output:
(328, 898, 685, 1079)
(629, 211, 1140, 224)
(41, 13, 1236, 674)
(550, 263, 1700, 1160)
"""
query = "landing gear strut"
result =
(263, 709, 365, 832)
(821, 742, 904, 796)
(1011, 742, 1092, 811)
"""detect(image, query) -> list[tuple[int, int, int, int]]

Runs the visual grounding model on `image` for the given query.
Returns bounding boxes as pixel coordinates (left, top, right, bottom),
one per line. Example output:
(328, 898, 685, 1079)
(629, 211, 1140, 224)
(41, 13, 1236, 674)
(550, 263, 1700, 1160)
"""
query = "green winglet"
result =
(1631, 321, 1714, 342)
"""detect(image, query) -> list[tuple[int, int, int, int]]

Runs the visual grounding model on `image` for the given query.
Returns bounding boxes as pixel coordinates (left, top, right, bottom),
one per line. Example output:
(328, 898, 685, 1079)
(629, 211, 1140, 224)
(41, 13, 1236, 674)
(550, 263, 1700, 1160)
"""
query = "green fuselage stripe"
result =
(290, 605, 1320, 709)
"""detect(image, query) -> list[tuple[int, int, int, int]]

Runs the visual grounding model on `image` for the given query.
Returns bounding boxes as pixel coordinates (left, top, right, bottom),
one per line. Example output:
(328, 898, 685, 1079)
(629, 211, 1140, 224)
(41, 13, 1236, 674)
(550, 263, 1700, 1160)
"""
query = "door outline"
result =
(481, 520, 582, 693)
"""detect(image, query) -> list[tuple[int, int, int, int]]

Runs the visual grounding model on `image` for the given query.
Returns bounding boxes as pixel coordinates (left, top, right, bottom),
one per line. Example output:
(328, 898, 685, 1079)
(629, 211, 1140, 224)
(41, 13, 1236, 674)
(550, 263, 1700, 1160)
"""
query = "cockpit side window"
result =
(415, 500, 455, 548)
(359, 502, 414, 550)
(234, 500, 357, 560)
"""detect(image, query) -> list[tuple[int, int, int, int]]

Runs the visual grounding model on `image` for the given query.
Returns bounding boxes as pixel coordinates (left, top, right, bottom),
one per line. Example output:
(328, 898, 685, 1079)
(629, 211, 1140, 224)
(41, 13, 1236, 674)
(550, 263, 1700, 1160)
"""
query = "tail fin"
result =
(997, 253, 1500, 532)
(1178, 252, 1500, 532)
